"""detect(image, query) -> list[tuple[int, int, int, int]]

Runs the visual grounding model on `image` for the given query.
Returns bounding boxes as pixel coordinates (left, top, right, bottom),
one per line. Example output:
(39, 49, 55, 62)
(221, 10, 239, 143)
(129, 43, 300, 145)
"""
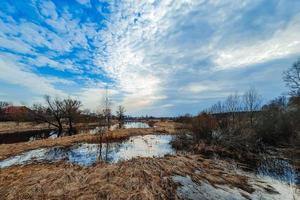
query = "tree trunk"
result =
(68, 117, 73, 136)
(57, 124, 63, 137)
(250, 112, 253, 128)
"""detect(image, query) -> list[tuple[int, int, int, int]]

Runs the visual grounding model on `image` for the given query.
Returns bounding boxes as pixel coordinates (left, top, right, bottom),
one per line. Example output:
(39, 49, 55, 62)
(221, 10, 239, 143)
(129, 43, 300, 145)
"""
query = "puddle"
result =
(88, 122, 150, 134)
(0, 134, 175, 168)
(123, 122, 150, 129)
(0, 129, 55, 144)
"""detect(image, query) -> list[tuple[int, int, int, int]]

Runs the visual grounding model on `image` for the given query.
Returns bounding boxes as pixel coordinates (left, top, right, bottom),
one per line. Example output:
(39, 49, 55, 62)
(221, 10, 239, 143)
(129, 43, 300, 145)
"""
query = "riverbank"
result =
(0, 121, 299, 199)
(0, 121, 180, 160)
(1, 153, 298, 199)
(0, 121, 100, 135)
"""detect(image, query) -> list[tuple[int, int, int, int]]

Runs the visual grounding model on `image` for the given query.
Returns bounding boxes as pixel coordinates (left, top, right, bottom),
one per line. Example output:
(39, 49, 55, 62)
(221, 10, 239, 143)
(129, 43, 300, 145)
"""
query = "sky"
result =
(0, 0, 300, 116)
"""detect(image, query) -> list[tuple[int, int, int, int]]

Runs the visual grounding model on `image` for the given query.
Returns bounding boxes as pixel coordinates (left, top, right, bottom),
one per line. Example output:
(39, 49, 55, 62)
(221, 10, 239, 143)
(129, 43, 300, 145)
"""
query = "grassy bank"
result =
(0, 121, 180, 160)
(0, 122, 100, 135)
(0, 154, 254, 200)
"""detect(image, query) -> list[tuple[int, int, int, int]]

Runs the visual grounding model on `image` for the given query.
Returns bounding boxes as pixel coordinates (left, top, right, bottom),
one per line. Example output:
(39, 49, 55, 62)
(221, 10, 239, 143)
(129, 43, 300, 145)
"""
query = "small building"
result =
(3, 106, 31, 116)
(2, 106, 32, 121)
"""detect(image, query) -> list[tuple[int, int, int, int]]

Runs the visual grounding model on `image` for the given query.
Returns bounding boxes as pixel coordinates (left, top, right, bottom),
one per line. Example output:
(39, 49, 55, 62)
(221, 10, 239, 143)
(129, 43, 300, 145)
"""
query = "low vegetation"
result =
(173, 59, 300, 162)
(0, 154, 255, 200)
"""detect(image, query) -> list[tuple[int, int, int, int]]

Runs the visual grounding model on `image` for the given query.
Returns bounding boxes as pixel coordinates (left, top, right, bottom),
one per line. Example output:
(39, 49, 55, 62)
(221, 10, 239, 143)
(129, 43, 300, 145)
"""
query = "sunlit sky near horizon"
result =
(0, 0, 300, 116)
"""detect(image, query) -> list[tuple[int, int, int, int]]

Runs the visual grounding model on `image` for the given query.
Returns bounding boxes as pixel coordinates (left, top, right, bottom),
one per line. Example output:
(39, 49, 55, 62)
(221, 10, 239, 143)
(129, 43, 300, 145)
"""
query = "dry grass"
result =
(0, 122, 52, 134)
(0, 154, 253, 200)
(0, 122, 100, 135)
(0, 121, 180, 160)
(0, 121, 298, 199)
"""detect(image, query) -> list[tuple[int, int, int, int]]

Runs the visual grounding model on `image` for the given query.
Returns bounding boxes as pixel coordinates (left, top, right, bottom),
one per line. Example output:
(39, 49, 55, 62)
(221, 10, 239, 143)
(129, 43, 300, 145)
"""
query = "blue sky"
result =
(0, 0, 300, 116)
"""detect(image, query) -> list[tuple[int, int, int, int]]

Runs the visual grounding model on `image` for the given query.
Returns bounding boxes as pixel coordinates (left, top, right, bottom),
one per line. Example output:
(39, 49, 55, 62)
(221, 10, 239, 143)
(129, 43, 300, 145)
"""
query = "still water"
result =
(0, 122, 150, 144)
(0, 134, 174, 168)
(0, 133, 298, 199)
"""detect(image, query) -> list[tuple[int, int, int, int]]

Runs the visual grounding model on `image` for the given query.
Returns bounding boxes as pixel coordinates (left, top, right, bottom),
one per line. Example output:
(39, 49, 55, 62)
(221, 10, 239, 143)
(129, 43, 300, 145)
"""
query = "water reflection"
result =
(257, 156, 298, 185)
(123, 122, 150, 129)
(88, 122, 150, 134)
(0, 134, 174, 168)
(0, 122, 150, 144)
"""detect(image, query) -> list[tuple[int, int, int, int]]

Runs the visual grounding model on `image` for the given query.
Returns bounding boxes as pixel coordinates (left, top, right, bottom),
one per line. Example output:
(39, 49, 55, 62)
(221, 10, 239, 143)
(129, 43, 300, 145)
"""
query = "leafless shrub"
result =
(116, 105, 125, 128)
(256, 97, 294, 145)
(243, 88, 262, 127)
(62, 98, 82, 135)
(283, 59, 300, 96)
(190, 112, 219, 143)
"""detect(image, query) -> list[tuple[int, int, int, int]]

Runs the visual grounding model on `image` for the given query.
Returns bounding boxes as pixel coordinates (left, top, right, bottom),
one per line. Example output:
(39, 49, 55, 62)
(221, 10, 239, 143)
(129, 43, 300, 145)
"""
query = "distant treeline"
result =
(175, 58, 300, 147)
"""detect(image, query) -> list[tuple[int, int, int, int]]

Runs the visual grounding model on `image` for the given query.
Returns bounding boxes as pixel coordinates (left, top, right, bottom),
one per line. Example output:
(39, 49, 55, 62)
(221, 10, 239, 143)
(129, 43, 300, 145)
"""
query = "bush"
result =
(256, 103, 294, 145)
(147, 120, 156, 128)
(190, 113, 218, 142)
(170, 130, 194, 151)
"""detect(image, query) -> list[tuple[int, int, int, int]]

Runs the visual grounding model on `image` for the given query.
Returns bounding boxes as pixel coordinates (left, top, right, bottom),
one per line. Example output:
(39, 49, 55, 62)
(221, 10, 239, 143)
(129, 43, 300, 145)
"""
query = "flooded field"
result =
(0, 129, 55, 144)
(87, 121, 150, 134)
(0, 134, 174, 168)
(0, 131, 298, 199)
(0, 122, 150, 144)
(123, 122, 150, 129)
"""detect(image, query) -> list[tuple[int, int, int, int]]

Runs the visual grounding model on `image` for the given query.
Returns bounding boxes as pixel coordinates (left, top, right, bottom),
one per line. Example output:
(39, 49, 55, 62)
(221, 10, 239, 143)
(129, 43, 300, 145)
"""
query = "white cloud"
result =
(214, 15, 300, 69)
(184, 83, 221, 93)
(77, 87, 119, 112)
(94, 0, 258, 114)
(1, 0, 300, 115)
(76, 0, 91, 7)
(38, 0, 58, 19)
(0, 57, 65, 97)
(161, 104, 174, 108)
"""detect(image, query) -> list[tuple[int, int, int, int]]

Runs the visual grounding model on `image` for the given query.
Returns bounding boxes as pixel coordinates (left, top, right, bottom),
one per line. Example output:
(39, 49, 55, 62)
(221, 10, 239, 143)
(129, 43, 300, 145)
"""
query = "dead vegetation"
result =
(0, 154, 255, 200)
(0, 122, 99, 135)
(0, 121, 180, 160)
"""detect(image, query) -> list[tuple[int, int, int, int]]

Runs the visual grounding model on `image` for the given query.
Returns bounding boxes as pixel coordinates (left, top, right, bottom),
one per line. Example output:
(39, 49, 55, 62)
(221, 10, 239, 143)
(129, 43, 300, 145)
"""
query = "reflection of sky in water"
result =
(88, 122, 149, 134)
(0, 135, 174, 168)
(257, 157, 298, 184)
(111, 135, 173, 162)
(123, 122, 150, 129)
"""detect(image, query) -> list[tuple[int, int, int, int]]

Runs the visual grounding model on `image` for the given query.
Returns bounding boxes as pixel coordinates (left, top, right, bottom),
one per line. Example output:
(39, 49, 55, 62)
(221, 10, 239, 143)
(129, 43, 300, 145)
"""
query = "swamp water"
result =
(0, 122, 150, 144)
(0, 134, 174, 168)
(0, 133, 298, 199)
(87, 121, 150, 134)
(173, 154, 299, 200)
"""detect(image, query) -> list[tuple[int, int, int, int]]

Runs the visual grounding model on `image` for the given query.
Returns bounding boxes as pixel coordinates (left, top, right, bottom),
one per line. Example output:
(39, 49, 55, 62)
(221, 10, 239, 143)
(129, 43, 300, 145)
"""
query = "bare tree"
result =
(63, 98, 82, 135)
(262, 96, 288, 110)
(209, 101, 224, 114)
(103, 87, 112, 130)
(0, 101, 9, 109)
(283, 59, 300, 96)
(116, 105, 125, 128)
(0, 101, 9, 113)
(225, 92, 241, 126)
(243, 88, 262, 127)
(31, 96, 64, 136)
(0, 101, 10, 121)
